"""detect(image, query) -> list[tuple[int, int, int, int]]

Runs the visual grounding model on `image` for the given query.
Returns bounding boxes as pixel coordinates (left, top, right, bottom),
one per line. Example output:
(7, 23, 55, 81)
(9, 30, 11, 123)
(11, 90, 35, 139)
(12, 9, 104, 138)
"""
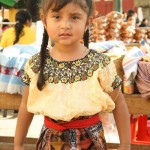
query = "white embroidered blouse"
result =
(22, 49, 122, 121)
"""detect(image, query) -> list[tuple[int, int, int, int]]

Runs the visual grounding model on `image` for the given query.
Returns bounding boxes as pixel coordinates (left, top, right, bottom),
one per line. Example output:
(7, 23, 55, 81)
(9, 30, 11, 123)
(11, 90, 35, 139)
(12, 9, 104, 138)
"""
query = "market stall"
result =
(0, 44, 39, 116)
(0, 42, 150, 149)
(0, 10, 150, 149)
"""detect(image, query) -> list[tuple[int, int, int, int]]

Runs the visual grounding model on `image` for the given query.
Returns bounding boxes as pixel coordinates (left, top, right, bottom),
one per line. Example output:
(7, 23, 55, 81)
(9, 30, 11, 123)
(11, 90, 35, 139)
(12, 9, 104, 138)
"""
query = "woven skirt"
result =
(36, 121, 107, 150)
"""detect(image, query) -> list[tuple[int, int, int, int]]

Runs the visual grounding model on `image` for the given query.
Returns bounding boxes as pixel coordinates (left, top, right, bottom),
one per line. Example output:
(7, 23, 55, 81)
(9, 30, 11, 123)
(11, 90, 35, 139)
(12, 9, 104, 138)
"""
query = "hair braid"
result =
(83, 29, 89, 48)
(13, 10, 32, 45)
(37, 28, 49, 90)
(13, 22, 24, 44)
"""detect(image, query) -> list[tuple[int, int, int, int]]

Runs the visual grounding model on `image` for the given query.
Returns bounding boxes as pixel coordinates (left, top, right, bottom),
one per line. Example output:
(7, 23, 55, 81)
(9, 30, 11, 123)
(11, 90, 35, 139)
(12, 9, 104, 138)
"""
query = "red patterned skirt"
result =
(36, 120, 107, 150)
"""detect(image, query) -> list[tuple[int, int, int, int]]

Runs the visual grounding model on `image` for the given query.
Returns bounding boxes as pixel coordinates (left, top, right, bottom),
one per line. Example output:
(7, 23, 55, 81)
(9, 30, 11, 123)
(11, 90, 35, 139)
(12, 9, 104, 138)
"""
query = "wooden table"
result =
(0, 93, 22, 117)
(124, 94, 150, 115)
(0, 93, 150, 149)
(0, 93, 22, 110)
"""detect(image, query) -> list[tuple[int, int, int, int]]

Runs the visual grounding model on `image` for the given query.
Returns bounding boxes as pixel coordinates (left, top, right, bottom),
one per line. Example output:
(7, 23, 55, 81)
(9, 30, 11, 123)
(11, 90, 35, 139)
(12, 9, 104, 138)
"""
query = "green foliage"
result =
(0, 0, 25, 8)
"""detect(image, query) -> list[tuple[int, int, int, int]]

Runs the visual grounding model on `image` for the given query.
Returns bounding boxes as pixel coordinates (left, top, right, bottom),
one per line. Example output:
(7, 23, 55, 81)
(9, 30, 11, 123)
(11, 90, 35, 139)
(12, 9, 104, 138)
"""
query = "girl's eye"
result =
(53, 15, 61, 20)
(72, 16, 79, 20)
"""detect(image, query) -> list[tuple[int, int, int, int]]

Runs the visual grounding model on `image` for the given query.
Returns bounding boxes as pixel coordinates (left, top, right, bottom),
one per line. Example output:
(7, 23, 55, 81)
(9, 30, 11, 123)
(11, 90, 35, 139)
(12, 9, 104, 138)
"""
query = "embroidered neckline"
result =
(28, 50, 111, 84)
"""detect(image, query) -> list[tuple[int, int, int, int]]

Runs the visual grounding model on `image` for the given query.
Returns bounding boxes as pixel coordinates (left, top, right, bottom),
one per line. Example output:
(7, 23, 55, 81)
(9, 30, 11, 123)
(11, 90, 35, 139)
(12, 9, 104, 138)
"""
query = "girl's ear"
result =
(85, 16, 93, 31)
(40, 13, 46, 28)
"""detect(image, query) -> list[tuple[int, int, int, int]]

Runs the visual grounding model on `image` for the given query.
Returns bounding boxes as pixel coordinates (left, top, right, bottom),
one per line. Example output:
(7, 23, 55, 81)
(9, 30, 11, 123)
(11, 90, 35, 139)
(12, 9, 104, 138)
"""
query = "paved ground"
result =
(0, 109, 43, 138)
(0, 110, 119, 143)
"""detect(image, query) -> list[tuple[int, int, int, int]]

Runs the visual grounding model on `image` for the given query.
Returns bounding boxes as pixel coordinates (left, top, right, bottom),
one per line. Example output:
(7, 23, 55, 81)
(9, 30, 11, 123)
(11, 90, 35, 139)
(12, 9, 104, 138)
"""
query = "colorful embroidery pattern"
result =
(112, 75, 122, 89)
(0, 65, 22, 77)
(22, 50, 111, 84)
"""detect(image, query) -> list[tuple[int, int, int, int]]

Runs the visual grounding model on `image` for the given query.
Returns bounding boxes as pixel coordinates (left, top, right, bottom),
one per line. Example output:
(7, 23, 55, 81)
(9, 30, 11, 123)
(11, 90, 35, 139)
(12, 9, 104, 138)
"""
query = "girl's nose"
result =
(60, 20, 70, 29)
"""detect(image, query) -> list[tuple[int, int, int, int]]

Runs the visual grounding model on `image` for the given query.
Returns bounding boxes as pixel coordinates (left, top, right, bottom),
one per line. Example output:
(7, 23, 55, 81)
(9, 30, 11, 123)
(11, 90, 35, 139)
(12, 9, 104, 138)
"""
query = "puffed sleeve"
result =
(98, 55, 122, 93)
(21, 60, 31, 85)
(21, 53, 40, 85)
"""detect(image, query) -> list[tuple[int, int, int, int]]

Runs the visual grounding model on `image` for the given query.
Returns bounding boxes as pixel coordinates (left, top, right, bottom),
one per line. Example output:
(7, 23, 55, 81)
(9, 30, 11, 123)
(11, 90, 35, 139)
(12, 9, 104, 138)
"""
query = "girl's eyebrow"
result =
(50, 10, 83, 16)
(69, 12, 82, 16)
(49, 9, 59, 13)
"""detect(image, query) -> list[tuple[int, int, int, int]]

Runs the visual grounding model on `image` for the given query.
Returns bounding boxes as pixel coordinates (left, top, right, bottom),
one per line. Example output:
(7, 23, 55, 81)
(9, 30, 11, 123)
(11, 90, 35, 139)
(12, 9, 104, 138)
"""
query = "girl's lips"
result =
(59, 33, 71, 36)
(59, 33, 71, 39)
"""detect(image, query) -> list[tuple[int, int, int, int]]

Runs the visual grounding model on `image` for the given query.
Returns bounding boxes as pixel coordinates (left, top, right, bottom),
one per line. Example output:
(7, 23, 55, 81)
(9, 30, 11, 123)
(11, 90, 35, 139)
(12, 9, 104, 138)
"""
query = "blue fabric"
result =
(0, 44, 39, 70)
(0, 44, 39, 94)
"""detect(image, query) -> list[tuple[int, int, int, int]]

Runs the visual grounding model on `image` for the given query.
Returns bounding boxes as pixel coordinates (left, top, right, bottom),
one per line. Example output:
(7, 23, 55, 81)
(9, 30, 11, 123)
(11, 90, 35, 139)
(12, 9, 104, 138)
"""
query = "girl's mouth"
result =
(59, 33, 71, 38)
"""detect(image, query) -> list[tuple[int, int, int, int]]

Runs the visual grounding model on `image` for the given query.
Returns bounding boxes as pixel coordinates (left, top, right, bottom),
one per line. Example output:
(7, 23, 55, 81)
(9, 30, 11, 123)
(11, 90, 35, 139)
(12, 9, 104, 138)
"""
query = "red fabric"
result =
(0, 65, 21, 77)
(44, 114, 100, 131)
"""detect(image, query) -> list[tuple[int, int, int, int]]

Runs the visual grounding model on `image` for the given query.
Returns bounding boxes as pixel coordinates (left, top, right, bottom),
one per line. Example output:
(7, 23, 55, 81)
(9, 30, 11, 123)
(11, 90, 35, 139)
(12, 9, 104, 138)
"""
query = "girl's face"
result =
(42, 2, 89, 46)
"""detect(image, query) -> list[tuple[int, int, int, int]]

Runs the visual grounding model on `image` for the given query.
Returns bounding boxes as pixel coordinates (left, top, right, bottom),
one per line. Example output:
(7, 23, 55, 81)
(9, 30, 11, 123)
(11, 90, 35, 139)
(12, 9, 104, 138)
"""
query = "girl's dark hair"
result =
(37, 28, 49, 90)
(37, 0, 94, 90)
(13, 10, 32, 45)
(83, 29, 89, 48)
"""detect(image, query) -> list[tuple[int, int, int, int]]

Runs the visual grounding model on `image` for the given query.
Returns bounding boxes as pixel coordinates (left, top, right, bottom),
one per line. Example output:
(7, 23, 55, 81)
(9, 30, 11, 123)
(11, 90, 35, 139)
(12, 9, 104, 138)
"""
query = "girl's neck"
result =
(50, 44, 88, 62)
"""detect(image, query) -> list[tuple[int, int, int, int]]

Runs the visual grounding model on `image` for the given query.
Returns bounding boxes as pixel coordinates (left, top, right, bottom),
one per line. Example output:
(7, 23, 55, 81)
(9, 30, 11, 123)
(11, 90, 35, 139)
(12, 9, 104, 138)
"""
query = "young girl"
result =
(0, 10, 36, 48)
(14, 0, 131, 150)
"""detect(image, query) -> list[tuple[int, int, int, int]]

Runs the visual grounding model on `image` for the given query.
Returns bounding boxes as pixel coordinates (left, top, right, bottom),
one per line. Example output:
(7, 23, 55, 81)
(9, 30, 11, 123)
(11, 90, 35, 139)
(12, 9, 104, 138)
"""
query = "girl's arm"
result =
(109, 87, 131, 150)
(14, 86, 34, 150)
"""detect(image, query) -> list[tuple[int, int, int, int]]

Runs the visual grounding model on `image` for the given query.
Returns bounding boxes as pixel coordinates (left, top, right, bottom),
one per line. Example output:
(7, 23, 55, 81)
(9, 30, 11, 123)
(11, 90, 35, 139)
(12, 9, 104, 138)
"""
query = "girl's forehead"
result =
(41, 0, 93, 17)
(49, 3, 86, 13)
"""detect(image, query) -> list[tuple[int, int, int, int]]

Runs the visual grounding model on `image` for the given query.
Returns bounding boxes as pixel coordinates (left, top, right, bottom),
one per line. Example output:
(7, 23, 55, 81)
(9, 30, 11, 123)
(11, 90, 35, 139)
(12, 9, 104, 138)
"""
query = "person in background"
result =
(134, 13, 141, 27)
(0, 19, 10, 40)
(2, 19, 10, 32)
(136, 18, 141, 27)
(127, 9, 140, 27)
(127, 9, 135, 16)
(122, 11, 127, 22)
(0, 10, 36, 48)
(14, 0, 131, 150)
(139, 18, 149, 27)
(126, 13, 136, 26)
